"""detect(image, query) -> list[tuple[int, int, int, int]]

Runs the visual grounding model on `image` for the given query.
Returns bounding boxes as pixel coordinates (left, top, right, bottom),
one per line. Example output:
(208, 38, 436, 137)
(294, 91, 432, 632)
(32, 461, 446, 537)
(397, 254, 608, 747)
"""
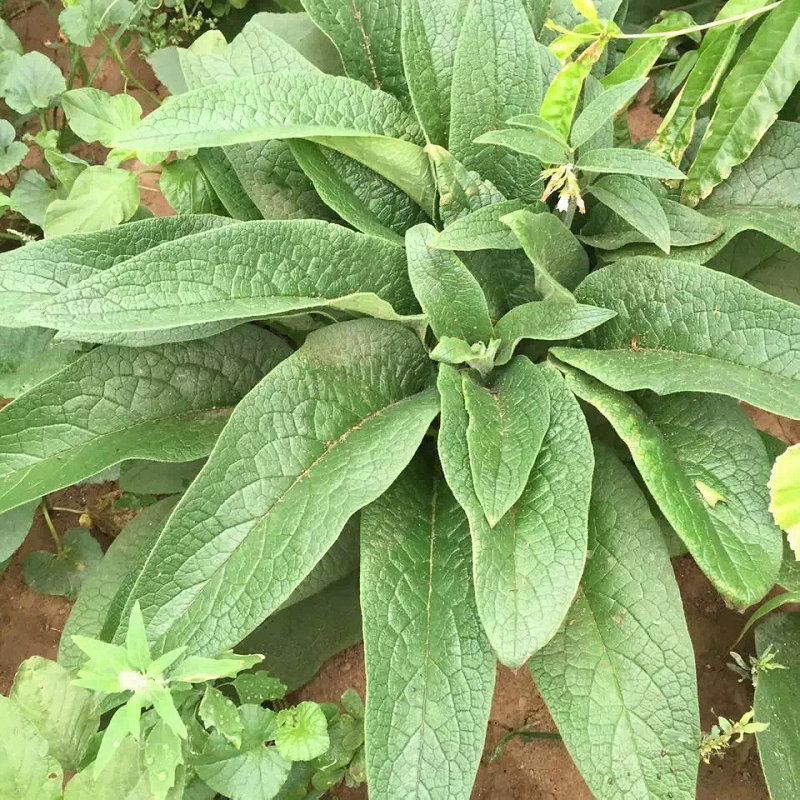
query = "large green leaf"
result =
(556, 257, 800, 419)
(301, 0, 406, 99)
(10, 657, 99, 770)
(463, 357, 549, 526)
(401, 0, 464, 145)
(580, 197, 724, 251)
(576, 148, 685, 180)
(0, 696, 63, 800)
(529, 444, 700, 800)
(114, 72, 432, 210)
(0, 327, 86, 399)
(431, 199, 528, 252)
(0, 326, 289, 514)
(493, 300, 616, 365)
(0, 214, 232, 318)
(22, 220, 419, 338)
(107, 319, 438, 656)
(360, 452, 495, 800)
(682, 0, 800, 205)
(194, 149, 261, 220)
(288, 140, 424, 244)
(701, 120, 800, 209)
(651, 0, 765, 165)
(437, 363, 592, 668)
(587, 175, 671, 254)
(58, 497, 180, 674)
(449, 0, 542, 201)
(570, 77, 646, 149)
(559, 370, 782, 607)
(405, 223, 492, 344)
(754, 613, 800, 800)
(159, 158, 226, 216)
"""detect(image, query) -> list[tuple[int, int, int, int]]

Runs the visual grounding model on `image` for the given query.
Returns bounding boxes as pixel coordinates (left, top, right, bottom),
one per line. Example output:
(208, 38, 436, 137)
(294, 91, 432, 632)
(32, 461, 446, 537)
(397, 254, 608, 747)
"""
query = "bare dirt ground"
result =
(0, 16, 794, 799)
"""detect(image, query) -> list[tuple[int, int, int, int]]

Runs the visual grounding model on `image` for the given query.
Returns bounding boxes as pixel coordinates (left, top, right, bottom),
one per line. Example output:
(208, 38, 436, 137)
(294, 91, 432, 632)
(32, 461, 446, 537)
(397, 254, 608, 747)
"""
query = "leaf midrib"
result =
(131, 389, 436, 645)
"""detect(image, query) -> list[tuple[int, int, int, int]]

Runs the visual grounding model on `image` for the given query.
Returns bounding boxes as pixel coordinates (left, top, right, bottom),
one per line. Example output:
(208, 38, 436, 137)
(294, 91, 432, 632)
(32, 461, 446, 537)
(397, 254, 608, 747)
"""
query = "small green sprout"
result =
(699, 709, 769, 764)
(727, 644, 787, 687)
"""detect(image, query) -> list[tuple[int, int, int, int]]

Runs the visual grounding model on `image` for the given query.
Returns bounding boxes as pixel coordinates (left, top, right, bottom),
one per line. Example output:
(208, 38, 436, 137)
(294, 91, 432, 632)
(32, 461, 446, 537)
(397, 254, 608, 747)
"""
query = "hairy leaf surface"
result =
(0, 326, 289, 514)
(361, 453, 495, 800)
(438, 364, 592, 667)
(557, 257, 800, 418)
(0, 214, 231, 318)
(683, 0, 800, 205)
(110, 320, 438, 656)
(449, 0, 542, 200)
(406, 223, 492, 344)
(560, 370, 782, 607)
(754, 613, 800, 800)
(463, 358, 549, 526)
(26, 220, 419, 337)
(529, 444, 699, 800)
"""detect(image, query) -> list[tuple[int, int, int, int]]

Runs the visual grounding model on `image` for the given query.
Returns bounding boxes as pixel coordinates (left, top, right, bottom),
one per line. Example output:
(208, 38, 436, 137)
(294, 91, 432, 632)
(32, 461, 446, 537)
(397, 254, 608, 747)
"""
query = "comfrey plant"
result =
(1, 0, 799, 797)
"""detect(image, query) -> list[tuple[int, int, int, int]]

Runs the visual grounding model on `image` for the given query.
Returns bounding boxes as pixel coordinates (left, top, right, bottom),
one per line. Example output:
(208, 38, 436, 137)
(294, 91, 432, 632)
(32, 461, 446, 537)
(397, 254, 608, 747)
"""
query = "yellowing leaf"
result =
(770, 443, 800, 560)
(695, 480, 725, 507)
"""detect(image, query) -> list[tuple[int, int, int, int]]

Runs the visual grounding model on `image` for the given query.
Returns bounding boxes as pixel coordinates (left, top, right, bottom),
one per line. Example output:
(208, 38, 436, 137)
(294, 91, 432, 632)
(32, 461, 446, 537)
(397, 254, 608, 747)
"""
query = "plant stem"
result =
(40, 500, 64, 556)
(99, 30, 161, 106)
(617, 1, 781, 39)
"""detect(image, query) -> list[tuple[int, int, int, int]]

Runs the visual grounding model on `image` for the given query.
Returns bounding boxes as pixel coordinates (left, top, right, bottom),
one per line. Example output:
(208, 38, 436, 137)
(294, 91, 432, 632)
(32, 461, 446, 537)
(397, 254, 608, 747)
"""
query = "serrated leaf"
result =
(275, 702, 329, 761)
(0, 214, 232, 318)
(0, 695, 63, 800)
(108, 319, 438, 657)
(449, 0, 542, 200)
(754, 613, 800, 800)
(195, 706, 290, 800)
(401, 0, 463, 145)
(3, 51, 65, 114)
(62, 88, 142, 146)
(577, 147, 685, 179)
(555, 256, 800, 419)
(570, 77, 646, 148)
(683, 0, 800, 205)
(200, 686, 244, 748)
(24, 528, 103, 600)
(587, 175, 671, 253)
(43, 166, 139, 238)
(26, 220, 419, 338)
(474, 127, 570, 165)
(0, 326, 289, 514)
(360, 451, 495, 800)
(651, 0, 763, 165)
(10, 656, 100, 770)
(559, 369, 782, 607)
(529, 444, 700, 800)
(437, 363, 593, 667)
(463, 357, 550, 526)
(770, 444, 800, 559)
(302, 0, 406, 99)
(500, 209, 587, 300)
(406, 222, 492, 344)
(493, 299, 616, 365)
